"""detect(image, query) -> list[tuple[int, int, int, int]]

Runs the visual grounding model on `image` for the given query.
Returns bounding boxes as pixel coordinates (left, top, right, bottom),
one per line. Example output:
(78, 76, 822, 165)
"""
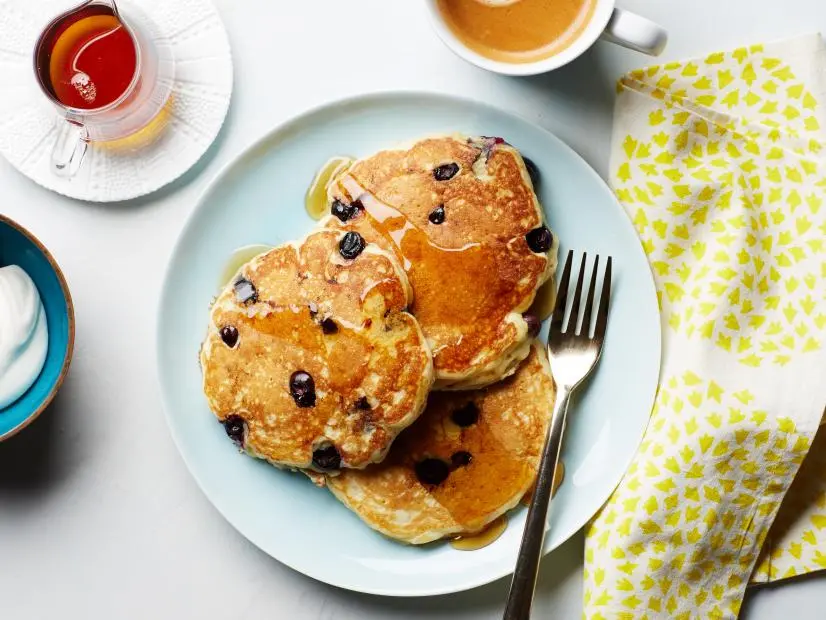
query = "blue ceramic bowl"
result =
(0, 215, 74, 441)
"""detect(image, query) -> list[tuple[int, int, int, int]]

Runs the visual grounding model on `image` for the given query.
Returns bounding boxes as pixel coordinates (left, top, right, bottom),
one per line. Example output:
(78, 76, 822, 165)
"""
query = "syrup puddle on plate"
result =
(219, 244, 274, 288)
(521, 461, 565, 506)
(450, 514, 508, 551)
(305, 156, 354, 220)
(527, 276, 557, 322)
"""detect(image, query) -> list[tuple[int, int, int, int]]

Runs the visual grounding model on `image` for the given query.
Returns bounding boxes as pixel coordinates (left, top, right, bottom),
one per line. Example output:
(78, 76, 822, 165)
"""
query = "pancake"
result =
(320, 134, 557, 390)
(325, 342, 555, 544)
(200, 229, 435, 472)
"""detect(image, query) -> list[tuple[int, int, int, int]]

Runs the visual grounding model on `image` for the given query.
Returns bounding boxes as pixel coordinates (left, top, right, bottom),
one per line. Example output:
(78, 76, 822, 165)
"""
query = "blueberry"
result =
(233, 278, 258, 304)
(312, 445, 341, 470)
(331, 199, 358, 222)
(526, 226, 553, 253)
(415, 458, 450, 485)
(428, 204, 446, 225)
(289, 371, 316, 408)
(223, 415, 245, 447)
(451, 402, 479, 427)
(339, 231, 366, 260)
(321, 317, 338, 334)
(523, 313, 541, 338)
(220, 325, 239, 348)
(451, 451, 473, 467)
(433, 163, 460, 181)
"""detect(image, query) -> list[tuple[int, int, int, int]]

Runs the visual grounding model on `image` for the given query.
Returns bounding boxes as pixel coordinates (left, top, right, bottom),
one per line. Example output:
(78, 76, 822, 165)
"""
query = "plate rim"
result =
(156, 89, 662, 597)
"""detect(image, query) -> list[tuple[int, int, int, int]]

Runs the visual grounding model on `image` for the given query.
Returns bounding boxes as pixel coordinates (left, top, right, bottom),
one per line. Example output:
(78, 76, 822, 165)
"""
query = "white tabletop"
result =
(1, 0, 824, 617)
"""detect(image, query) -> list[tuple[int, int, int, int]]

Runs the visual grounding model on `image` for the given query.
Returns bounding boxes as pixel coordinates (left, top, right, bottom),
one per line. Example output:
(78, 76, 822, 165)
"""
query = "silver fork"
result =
(503, 250, 612, 620)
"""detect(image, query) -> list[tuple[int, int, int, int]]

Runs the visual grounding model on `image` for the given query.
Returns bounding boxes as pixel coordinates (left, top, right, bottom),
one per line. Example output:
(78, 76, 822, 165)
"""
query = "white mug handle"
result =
(600, 7, 668, 56)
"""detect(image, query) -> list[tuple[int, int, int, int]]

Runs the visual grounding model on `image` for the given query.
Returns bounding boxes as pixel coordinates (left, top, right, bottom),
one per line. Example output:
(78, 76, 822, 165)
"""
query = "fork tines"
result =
(551, 250, 612, 341)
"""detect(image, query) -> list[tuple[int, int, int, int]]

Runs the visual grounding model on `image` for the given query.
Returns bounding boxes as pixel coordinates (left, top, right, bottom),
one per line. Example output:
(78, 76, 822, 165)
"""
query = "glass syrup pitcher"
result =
(33, 0, 175, 177)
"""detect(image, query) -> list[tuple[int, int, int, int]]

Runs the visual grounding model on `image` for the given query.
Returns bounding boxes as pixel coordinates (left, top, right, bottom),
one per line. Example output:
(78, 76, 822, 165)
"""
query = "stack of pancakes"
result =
(200, 135, 559, 544)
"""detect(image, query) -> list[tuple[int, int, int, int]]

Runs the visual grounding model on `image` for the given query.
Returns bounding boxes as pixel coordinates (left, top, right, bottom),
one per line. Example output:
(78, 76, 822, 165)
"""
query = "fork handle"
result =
(503, 385, 571, 620)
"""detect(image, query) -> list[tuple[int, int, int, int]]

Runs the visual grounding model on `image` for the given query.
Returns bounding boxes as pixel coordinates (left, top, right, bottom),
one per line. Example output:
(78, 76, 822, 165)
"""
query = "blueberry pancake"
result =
(200, 229, 434, 472)
(321, 135, 557, 390)
(325, 342, 555, 544)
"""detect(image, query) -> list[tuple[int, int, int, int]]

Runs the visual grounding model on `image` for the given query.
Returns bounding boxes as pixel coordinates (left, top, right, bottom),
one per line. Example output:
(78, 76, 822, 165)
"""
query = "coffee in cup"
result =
(436, 0, 597, 64)
(426, 0, 667, 76)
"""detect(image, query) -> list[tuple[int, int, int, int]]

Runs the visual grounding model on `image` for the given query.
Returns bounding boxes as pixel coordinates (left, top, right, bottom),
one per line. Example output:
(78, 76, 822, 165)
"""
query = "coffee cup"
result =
(425, 0, 667, 76)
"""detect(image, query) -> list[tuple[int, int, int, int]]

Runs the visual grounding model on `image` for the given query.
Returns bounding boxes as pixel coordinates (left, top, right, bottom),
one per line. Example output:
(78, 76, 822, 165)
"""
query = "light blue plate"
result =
(157, 92, 661, 597)
(0, 215, 75, 441)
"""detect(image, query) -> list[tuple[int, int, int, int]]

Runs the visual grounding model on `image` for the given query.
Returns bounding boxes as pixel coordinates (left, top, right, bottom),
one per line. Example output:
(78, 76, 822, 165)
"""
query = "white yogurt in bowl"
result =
(0, 265, 49, 410)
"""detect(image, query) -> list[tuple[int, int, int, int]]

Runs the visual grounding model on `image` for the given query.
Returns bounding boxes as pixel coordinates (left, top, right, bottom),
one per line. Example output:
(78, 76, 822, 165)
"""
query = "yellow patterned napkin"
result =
(753, 421, 826, 582)
(582, 35, 826, 619)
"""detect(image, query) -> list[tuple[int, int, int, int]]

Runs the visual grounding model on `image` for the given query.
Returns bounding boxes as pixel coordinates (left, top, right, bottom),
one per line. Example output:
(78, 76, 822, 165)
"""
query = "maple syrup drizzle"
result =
(450, 514, 508, 551)
(336, 175, 503, 337)
(305, 156, 354, 220)
(521, 461, 564, 506)
(219, 245, 273, 288)
(226, 303, 377, 456)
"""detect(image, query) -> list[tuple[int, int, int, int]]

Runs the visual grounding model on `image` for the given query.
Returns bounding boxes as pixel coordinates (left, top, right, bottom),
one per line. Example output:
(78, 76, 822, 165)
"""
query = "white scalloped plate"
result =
(157, 92, 661, 596)
(0, 0, 232, 202)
